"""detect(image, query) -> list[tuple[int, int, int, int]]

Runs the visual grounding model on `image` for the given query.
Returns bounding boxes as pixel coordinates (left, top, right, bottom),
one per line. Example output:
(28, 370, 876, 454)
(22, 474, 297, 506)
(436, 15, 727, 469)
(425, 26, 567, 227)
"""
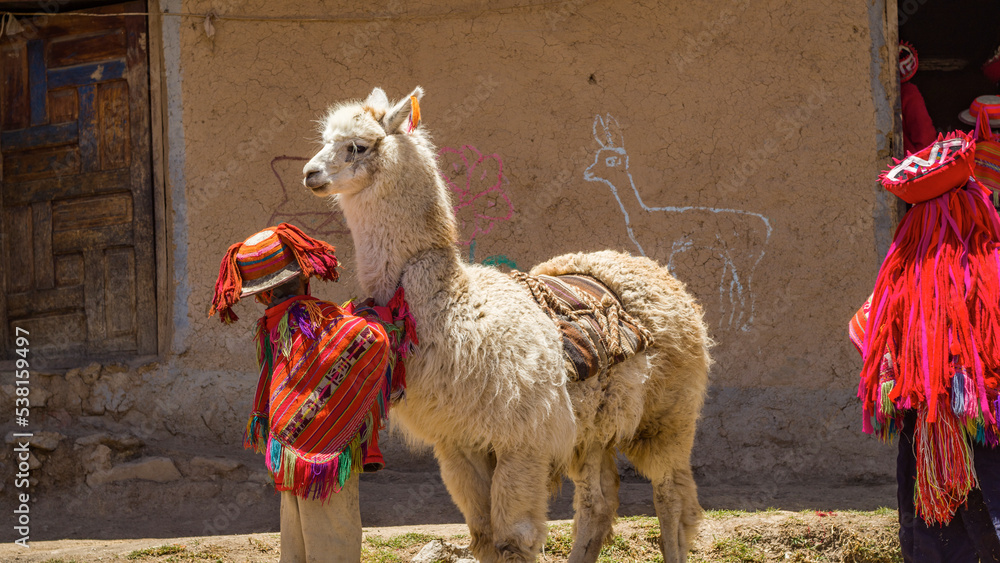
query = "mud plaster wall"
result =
(154, 0, 895, 488)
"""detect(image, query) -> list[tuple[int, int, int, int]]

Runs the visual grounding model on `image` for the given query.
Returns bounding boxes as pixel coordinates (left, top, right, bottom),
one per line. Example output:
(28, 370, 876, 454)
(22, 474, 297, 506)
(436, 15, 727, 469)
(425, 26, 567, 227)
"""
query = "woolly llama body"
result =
(303, 87, 711, 563)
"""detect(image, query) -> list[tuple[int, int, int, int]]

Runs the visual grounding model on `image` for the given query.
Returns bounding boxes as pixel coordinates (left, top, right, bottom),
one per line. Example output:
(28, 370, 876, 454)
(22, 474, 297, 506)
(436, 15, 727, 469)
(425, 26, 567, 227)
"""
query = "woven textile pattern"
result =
(511, 272, 651, 381)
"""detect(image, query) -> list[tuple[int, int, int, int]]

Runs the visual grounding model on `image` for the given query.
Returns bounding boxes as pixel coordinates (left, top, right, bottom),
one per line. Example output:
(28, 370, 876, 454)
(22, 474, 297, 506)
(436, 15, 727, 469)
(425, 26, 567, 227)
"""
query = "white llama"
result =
(302, 87, 710, 563)
(584, 114, 772, 331)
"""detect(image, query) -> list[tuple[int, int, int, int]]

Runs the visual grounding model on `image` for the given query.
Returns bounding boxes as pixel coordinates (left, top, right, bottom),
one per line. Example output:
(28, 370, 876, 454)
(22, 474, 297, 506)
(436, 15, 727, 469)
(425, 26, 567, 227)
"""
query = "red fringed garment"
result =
(244, 295, 406, 501)
(854, 176, 1000, 525)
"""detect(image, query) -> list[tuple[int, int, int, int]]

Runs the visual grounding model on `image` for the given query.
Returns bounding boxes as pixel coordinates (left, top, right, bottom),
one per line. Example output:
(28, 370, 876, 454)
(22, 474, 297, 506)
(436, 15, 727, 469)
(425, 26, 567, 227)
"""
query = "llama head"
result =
(303, 86, 424, 197)
(583, 114, 629, 187)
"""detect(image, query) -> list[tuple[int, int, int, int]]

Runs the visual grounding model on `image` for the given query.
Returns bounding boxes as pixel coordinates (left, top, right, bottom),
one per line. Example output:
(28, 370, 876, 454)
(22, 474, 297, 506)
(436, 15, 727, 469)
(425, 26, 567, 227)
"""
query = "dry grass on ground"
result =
(14, 509, 901, 563)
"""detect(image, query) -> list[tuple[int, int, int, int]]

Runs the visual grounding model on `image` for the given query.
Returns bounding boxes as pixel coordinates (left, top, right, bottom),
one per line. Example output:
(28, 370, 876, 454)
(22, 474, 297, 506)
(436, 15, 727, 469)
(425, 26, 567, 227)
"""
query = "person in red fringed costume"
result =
(850, 133, 1000, 561)
(985, 46, 1000, 90)
(209, 223, 414, 562)
(900, 42, 937, 155)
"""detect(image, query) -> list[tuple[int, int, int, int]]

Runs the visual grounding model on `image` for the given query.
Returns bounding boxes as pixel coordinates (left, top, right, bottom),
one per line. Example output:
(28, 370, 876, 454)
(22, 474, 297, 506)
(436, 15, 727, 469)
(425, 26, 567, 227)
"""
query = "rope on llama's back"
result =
(302, 86, 711, 563)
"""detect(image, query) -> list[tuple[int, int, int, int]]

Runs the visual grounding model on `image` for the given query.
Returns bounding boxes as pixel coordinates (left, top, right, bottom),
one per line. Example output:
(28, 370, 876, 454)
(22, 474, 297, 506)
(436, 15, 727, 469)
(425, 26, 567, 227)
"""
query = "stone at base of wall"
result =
(86, 456, 182, 487)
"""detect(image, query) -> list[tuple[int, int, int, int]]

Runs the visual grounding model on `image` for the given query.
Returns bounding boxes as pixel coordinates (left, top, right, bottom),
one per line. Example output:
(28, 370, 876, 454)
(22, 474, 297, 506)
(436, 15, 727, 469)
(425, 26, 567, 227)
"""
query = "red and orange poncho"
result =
(244, 291, 415, 500)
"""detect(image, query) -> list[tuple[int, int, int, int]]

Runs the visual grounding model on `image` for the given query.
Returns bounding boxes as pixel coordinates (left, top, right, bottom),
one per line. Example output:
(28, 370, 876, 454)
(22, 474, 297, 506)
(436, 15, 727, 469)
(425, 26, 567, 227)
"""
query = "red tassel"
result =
(209, 241, 244, 323)
(274, 223, 339, 282)
(860, 180, 1000, 429)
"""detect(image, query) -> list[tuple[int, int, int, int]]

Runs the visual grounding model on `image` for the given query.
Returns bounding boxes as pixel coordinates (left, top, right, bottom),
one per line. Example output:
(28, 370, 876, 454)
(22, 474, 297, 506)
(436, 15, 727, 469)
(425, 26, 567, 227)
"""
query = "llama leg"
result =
(623, 422, 703, 563)
(652, 467, 702, 563)
(567, 445, 620, 563)
(489, 448, 551, 562)
(434, 443, 497, 561)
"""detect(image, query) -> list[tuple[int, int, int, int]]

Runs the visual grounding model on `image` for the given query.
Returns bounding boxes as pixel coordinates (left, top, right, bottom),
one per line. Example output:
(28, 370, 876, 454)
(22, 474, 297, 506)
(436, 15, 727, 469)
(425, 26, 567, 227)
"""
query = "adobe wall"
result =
(2, 0, 901, 529)
(166, 0, 900, 485)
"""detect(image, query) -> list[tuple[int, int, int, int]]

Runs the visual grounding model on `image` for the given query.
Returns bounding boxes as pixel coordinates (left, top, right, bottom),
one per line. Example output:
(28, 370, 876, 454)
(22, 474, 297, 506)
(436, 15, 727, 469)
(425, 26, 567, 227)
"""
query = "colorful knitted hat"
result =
(209, 223, 339, 323)
(899, 41, 918, 83)
(959, 95, 1000, 129)
(880, 131, 976, 204)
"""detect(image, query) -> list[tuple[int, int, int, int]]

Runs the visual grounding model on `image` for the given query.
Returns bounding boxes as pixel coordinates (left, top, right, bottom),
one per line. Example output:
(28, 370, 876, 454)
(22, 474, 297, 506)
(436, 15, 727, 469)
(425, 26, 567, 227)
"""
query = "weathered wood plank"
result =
(52, 222, 133, 253)
(51, 192, 132, 232)
(3, 168, 126, 207)
(30, 201, 53, 289)
(83, 249, 105, 344)
(99, 80, 129, 169)
(48, 30, 127, 68)
(47, 59, 125, 89)
(148, 2, 169, 356)
(104, 246, 135, 337)
(27, 39, 46, 126)
(126, 3, 156, 356)
(54, 253, 84, 287)
(0, 121, 78, 151)
(1, 41, 29, 131)
(0, 140, 8, 358)
(47, 87, 78, 124)
(7, 286, 83, 318)
(23, 13, 123, 40)
(4, 206, 33, 293)
(78, 84, 98, 171)
(2, 145, 80, 183)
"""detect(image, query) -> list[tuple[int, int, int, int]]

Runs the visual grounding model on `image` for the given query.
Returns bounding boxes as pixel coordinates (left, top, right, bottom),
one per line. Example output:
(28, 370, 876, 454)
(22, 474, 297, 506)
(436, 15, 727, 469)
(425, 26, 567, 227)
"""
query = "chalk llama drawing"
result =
(438, 145, 518, 269)
(584, 114, 772, 331)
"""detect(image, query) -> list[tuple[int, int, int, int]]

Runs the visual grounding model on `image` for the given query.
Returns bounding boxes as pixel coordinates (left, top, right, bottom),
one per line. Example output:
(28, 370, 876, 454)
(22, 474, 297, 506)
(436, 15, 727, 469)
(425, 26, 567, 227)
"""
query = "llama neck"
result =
(602, 168, 651, 223)
(337, 140, 460, 305)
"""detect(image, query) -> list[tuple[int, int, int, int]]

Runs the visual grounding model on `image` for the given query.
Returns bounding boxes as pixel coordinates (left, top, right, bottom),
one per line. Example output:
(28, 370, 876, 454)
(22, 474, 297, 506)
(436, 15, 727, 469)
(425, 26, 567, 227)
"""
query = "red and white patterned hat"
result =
(899, 42, 918, 83)
(880, 131, 976, 204)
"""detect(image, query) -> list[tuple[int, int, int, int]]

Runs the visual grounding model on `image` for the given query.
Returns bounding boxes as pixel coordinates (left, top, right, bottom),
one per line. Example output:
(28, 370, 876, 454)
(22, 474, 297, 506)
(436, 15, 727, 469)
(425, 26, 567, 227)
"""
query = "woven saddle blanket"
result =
(511, 272, 652, 381)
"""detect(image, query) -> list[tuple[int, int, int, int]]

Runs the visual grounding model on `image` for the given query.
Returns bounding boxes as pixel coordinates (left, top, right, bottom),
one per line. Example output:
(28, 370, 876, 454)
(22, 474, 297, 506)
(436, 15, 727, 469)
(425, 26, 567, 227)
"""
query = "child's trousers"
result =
(279, 472, 361, 562)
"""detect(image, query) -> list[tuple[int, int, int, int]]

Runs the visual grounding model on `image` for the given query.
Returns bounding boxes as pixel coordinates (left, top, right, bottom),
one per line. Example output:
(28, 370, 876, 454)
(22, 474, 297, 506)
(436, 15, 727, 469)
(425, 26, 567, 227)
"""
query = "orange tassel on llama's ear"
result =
(273, 223, 339, 283)
(209, 241, 244, 323)
(407, 96, 420, 134)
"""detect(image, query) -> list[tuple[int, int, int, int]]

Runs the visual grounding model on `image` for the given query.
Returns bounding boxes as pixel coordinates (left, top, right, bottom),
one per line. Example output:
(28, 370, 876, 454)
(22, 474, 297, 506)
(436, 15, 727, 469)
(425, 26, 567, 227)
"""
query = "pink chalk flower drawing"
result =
(438, 145, 514, 246)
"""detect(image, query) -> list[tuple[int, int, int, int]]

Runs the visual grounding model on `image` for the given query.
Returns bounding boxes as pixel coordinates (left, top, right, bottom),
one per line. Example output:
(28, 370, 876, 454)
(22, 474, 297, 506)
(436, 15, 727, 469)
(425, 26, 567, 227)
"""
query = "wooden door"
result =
(0, 1, 155, 362)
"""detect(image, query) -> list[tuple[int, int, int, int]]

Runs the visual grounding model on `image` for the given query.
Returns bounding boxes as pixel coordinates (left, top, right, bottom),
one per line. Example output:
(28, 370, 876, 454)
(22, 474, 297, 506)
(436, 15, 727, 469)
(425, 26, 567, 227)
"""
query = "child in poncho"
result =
(850, 133, 1000, 561)
(209, 223, 413, 562)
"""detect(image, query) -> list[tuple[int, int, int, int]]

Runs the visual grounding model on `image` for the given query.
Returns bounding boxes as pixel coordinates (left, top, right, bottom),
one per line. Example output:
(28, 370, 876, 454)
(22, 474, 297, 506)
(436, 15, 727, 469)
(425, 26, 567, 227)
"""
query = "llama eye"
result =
(605, 156, 619, 167)
(346, 144, 368, 162)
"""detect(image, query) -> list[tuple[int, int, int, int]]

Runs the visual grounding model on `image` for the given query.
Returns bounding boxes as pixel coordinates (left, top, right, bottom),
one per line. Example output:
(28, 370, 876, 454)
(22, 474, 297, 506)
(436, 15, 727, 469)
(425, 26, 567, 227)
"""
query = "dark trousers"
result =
(898, 410, 1000, 562)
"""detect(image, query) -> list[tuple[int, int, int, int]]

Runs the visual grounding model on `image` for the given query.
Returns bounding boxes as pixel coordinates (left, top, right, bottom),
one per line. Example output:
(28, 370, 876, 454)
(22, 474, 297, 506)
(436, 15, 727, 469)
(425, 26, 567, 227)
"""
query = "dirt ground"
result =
(0, 510, 901, 562)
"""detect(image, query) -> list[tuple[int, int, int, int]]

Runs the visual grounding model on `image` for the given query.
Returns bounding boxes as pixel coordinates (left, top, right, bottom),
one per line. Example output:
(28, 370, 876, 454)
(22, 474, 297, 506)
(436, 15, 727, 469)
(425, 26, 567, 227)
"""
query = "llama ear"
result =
(382, 86, 424, 134)
(365, 87, 390, 111)
(593, 115, 609, 147)
(604, 114, 623, 148)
